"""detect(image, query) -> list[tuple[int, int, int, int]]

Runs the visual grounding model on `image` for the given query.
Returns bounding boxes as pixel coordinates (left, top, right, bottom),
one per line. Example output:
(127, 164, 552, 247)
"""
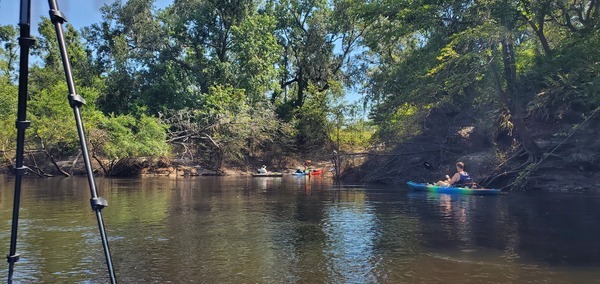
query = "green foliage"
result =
(294, 84, 337, 151)
(35, 19, 98, 88)
(231, 13, 281, 103)
(0, 26, 19, 160)
(29, 82, 80, 155)
(200, 84, 290, 162)
(0, 20, 170, 172)
(330, 119, 374, 151)
(83, 0, 362, 162)
(372, 103, 424, 146)
(164, 84, 291, 169)
(2, 0, 600, 176)
(0, 76, 17, 159)
(0, 76, 17, 118)
(93, 113, 170, 160)
(328, 97, 374, 151)
(83, 0, 173, 115)
(358, 0, 600, 151)
(332, 128, 373, 151)
(0, 25, 18, 78)
(529, 29, 600, 111)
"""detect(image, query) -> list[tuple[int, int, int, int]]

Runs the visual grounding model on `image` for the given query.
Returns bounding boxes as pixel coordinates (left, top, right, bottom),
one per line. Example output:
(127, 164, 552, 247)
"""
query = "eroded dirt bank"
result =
(339, 108, 600, 191)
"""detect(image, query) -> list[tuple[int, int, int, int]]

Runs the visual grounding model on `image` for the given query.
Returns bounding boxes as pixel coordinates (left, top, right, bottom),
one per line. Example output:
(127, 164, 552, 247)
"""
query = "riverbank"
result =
(338, 107, 600, 191)
(1, 155, 336, 179)
(139, 159, 336, 178)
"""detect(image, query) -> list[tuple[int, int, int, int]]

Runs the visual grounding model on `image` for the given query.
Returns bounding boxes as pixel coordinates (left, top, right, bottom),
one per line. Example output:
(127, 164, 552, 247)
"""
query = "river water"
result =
(1, 175, 599, 283)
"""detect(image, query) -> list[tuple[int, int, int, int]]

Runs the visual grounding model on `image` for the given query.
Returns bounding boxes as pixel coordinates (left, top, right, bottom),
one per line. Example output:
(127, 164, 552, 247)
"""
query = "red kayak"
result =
(309, 169, 324, 175)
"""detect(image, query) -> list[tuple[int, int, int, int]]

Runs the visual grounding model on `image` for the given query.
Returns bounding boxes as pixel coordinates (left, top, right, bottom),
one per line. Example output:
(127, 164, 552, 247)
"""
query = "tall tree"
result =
(0, 25, 19, 79)
(84, 0, 167, 114)
(273, 0, 365, 109)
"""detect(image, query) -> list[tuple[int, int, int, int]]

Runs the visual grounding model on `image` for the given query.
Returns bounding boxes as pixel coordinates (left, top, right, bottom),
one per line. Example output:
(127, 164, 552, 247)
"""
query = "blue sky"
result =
(0, 0, 172, 31)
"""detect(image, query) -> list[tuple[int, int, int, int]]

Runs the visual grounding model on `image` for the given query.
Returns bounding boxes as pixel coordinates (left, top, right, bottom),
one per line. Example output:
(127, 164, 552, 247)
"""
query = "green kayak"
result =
(406, 181, 500, 195)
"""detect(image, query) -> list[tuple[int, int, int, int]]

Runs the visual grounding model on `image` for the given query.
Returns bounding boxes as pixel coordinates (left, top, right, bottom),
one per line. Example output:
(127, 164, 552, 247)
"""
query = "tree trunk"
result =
(501, 38, 541, 159)
(203, 134, 223, 170)
(527, 18, 551, 55)
(295, 67, 307, 107)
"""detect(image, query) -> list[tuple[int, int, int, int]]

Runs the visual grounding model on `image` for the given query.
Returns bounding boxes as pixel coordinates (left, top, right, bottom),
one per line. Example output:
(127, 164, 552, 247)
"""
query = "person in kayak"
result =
(257, 165, 268, 174)
(435, 162, 474, 187)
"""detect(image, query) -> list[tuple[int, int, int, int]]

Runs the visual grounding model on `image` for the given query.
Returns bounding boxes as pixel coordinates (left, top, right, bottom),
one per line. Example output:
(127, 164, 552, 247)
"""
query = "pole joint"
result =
(49, 9, 67, 24)
(15, 120, 31, 130)
(18, 36, 36, 47)
(6, 254, 20, 264)
(68, 94, 86, 108)
(91, 197, 108, 211)
(13, 166, 28, 177)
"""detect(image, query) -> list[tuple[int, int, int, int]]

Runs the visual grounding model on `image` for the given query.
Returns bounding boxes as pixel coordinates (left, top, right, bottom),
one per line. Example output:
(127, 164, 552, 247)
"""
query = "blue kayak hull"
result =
(406, 181, 501, 195)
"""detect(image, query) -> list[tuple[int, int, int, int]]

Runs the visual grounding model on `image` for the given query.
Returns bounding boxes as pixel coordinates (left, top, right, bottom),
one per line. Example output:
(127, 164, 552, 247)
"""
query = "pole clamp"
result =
(49, 9, 68, 24)
(7, 254, 20, 263)
(14, 166, 29, 177)
(68, 94, 86, 107)
(15, 120, 31, 130)
(91, 197, 108, 211)
(18, 37, 36, 47)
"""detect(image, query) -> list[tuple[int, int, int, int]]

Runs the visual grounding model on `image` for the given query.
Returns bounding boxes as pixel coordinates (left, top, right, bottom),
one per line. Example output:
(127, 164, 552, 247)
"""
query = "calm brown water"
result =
(1, 176, 600, 283)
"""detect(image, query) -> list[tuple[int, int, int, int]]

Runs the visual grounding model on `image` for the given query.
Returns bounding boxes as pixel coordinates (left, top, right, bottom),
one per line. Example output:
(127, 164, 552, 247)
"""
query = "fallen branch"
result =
(92, 155, 109, 176)
(70, 151, 81, 176)
(26, 164, 52, 177)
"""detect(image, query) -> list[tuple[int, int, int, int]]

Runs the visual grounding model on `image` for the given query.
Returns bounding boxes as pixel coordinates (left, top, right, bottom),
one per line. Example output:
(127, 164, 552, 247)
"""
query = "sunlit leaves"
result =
(28, 82, 79, 155)
(0, 74, 17, 158)
(232, 13, 281, 103)
(94, 113, 170, 160)
(373, 103, 424, 146)
(0, 25, 19, 79)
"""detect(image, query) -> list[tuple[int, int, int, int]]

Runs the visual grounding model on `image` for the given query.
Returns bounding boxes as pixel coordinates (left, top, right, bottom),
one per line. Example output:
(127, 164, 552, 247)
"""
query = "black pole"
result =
(46, 0, 117, 282)
(7, 1, 34, 283)
(6, 0, 116, 282)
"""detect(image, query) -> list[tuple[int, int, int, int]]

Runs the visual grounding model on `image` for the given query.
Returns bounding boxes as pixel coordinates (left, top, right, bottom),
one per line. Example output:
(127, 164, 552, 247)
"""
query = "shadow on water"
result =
(1, 176, 600, 283)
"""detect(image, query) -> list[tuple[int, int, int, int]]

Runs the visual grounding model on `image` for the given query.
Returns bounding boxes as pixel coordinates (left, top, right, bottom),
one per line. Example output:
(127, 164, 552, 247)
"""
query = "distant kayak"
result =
(406, 181, 500, 195)
(252, 172, 283, 177)
(292, 169, 324, 176)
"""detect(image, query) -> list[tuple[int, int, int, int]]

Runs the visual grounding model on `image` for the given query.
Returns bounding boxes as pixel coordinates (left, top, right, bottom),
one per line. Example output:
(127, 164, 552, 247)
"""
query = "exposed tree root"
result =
(501, 107, 600, 190)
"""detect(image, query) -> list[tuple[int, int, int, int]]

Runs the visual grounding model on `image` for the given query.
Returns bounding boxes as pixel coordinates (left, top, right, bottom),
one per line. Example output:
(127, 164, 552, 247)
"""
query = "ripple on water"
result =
(2, 178, 600, 283)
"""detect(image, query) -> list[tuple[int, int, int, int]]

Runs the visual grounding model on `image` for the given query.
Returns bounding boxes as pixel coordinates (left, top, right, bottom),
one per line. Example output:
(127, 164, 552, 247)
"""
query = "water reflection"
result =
(322, 192, 379, 283)
(252, 177, 282, 191)
(1, 177, 600, 283)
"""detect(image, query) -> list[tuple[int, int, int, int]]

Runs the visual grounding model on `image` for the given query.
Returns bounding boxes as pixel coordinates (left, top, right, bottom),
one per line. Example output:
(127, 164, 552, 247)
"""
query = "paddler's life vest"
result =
(454, 172, 474, 187)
